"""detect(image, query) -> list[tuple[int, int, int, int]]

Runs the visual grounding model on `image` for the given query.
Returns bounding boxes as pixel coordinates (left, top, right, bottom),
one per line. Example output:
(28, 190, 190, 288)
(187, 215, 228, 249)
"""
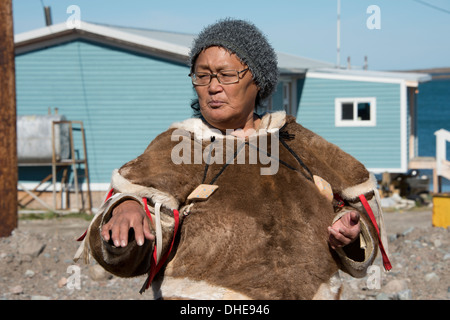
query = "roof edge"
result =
(308, 67, 432, 84)
(15, 21, 190, 59)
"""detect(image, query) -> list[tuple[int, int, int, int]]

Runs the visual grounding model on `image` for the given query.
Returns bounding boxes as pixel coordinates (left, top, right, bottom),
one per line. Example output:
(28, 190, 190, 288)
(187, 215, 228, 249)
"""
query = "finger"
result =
(349, 211, 360, 226)
(339, 217, 361, 240)
(118, 220, 131, 247)
(101, 222, 111, 241)
(109, 223, 122, 248)
(338, 226, 360, 245)
(328, 227, 341, 248)
(108, 225, 120, 247)
(143, 217, 155, 241)
(328, 235, 343, 249)
(338, 225, 351, 237)
(328, 236, 339, 249)
(328, 227, 350, 247)
(131, 220, 145, 246)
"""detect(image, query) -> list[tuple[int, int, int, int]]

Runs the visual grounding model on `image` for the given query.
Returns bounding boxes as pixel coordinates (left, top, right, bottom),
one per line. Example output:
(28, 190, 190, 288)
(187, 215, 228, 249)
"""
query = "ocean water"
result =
(416, 78, 450, 192)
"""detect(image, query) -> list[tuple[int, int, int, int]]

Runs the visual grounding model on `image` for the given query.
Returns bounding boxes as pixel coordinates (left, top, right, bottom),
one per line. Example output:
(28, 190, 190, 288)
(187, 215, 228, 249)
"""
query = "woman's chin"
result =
(202, 110, 229, 125)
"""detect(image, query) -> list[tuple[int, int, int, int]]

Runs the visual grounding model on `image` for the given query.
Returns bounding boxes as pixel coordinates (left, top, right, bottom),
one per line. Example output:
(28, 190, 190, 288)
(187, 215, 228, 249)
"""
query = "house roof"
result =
(15, 21, 430, 83)
(309, 67, 432, 86)
(14, 21, 190, 63)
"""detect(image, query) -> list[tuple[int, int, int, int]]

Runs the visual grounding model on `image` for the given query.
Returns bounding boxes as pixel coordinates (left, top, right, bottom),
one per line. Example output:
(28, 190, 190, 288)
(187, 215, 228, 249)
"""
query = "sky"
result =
(11, 0, 450, 71)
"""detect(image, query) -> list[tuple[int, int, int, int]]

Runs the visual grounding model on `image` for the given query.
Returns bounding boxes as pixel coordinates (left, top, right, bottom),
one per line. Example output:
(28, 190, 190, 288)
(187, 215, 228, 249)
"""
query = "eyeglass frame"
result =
(188, 68, 250, 86)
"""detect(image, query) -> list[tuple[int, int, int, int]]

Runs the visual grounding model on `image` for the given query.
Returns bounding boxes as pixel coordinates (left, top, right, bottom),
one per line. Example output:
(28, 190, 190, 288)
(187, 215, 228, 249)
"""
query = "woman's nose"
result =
(208, 76, 223, 92)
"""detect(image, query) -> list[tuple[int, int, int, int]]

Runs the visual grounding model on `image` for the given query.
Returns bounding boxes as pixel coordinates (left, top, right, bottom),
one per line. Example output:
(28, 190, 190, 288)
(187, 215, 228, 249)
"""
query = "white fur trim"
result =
(111, 169, 179, 210)
(170, 117, 220, 141)
(259, 111, 287, 132)
(374, 188, 389, 258)
(340, 173, 378, 200)
(312, 272, 342, 300)
(169, 111, 287, 140)
(154, 202, 163, 265)
(151, 276, 252, 300)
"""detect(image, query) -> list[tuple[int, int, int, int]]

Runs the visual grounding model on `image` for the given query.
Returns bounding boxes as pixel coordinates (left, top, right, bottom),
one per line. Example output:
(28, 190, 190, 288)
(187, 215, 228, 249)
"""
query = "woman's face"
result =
(193, 46, 259, 132)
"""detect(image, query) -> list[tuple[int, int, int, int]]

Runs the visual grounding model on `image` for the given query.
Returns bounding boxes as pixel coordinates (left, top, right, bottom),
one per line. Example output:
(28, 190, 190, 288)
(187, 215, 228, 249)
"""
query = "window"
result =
(283, 82, 291, 114)
(335, 97, 376, 127)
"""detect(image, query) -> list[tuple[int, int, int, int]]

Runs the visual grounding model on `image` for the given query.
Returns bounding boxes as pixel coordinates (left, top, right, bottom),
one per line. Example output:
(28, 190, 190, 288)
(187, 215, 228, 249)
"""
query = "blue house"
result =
(14, 22, 432, 210)
(294, 68, 431, 173)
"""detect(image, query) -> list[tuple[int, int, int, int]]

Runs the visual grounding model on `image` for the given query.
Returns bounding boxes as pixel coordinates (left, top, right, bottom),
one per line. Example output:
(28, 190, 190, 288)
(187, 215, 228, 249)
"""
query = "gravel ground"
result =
(341, 208, 449, 300)
(0, 207, 448, 300)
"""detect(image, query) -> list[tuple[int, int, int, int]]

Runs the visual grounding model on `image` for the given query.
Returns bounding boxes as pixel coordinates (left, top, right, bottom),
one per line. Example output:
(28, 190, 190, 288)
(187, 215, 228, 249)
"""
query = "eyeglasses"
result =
(189, 68, 249, 86)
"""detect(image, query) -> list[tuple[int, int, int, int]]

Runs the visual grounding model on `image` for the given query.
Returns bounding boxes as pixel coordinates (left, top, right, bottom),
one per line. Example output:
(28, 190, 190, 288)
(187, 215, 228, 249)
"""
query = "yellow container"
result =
(432, 193, 450, 228)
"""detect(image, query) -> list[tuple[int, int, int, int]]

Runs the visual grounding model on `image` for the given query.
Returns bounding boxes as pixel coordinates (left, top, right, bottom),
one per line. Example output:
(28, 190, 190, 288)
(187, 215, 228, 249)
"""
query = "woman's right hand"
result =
(100, 200, 155, 248)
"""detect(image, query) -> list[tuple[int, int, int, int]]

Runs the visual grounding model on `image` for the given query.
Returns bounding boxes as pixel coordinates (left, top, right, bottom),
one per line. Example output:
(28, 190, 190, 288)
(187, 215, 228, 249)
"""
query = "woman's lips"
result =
(208, 100, 225, 108)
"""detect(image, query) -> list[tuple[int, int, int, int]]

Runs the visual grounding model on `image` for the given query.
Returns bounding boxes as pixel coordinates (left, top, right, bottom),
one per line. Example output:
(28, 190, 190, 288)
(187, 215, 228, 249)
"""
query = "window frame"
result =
(335, 97, 377, 127)
(282, 81, 292, 115)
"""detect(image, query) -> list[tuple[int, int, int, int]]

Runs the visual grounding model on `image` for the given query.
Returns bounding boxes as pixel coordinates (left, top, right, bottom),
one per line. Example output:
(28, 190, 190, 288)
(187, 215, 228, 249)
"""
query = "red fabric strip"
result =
(105, 188, 114, 201)
(76, 229, 87, 242)
(140, 206, 180, 293)
(359, 194, 392, 271)
(142, 198, 153, 223)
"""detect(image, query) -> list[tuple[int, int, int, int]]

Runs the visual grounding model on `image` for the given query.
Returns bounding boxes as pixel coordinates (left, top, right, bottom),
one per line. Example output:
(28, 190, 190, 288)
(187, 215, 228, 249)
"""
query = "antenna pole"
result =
(337, 0, 341, 68)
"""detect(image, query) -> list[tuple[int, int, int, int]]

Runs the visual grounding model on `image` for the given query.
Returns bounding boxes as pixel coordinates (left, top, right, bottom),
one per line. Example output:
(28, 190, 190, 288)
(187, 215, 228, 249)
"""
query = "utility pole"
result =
(0, 0, 18, 237)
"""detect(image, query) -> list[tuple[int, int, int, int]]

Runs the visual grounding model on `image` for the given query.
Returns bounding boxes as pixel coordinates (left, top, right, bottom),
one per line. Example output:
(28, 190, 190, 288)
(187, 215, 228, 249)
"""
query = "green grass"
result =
(18, 210, 93, 221)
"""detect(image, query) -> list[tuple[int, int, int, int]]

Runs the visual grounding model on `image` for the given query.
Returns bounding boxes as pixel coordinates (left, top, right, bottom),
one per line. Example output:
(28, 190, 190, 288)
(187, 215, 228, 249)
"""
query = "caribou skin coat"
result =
(75, 111, 388, 300)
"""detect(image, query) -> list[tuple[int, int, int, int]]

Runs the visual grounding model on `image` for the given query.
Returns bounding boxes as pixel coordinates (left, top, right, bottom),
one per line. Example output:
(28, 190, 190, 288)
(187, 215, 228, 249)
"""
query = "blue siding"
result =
(296, 77, 402, 170)
(16, 40, 194, 185)
(271, 82, 284, 111)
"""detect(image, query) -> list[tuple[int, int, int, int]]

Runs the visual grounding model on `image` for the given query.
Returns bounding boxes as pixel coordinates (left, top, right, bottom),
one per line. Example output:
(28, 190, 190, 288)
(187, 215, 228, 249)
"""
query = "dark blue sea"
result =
(416, 78, 450, 192)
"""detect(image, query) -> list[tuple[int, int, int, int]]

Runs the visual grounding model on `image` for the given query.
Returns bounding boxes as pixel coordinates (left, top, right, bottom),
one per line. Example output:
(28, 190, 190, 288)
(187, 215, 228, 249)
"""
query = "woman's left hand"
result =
(328, 210, 361, 249)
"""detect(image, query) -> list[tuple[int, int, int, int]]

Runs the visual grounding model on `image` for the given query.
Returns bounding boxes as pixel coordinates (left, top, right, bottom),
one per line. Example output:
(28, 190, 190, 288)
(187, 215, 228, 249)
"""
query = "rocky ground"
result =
(0, 207, 448, 300)
(340, 208, 449, 300)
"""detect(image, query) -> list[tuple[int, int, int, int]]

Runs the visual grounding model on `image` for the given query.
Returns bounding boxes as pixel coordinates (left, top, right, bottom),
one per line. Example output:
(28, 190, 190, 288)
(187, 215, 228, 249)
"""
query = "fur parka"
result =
(75, 111, 389, 300)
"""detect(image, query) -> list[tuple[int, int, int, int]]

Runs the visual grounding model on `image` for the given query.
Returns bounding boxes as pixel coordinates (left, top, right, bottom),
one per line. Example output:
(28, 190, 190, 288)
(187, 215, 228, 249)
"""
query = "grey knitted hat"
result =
(189, 18, 278, 101)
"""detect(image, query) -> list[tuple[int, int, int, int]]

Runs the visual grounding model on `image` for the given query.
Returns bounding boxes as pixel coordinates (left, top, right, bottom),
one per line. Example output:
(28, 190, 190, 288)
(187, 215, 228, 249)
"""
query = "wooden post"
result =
(0, 0, 18, 237)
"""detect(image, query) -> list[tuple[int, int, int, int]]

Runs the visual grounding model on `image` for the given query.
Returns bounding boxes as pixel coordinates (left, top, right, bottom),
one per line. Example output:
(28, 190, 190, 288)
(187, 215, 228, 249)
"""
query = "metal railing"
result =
(435, 129, 450, 191)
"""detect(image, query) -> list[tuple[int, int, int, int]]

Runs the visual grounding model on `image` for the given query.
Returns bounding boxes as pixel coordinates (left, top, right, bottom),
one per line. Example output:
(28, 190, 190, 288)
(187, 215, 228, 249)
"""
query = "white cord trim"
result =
(154, 202, 163, 265)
